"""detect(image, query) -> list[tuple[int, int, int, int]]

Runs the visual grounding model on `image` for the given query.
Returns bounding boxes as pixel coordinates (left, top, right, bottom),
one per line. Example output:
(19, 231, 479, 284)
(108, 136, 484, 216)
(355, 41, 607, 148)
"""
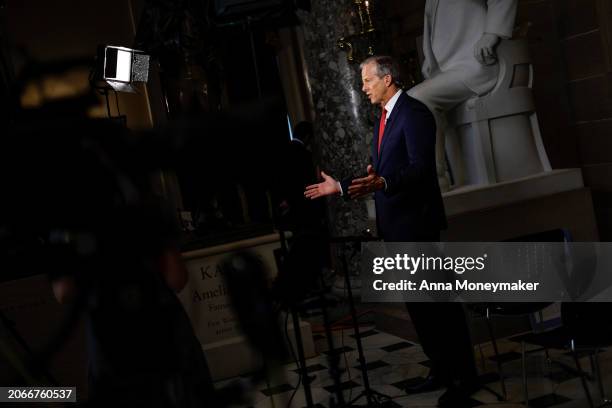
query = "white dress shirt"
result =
(383, 89, 403, 121)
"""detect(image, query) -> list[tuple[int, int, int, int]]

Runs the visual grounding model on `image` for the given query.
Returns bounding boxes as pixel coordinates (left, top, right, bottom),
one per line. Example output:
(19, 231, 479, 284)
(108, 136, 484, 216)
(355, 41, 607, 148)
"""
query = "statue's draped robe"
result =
(421, 0, 517, 95)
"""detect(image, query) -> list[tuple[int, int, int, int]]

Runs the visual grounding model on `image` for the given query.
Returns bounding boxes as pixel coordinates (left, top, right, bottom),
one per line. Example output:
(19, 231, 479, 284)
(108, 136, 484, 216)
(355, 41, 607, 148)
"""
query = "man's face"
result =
(361, 62, 389, 106)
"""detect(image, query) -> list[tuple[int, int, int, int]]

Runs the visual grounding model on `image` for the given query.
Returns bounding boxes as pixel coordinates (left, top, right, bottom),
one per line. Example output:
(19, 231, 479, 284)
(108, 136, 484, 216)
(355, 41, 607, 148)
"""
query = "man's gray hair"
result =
(360, 55, 402, 86)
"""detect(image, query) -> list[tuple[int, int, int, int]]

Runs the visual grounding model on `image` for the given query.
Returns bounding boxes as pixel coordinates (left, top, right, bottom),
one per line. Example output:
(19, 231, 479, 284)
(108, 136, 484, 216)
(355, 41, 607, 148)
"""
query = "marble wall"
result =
(298, 0, 382, 244)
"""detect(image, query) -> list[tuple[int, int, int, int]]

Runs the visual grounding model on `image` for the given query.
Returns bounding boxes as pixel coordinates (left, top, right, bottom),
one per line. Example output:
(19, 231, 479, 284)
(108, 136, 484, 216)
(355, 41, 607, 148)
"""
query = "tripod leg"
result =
(291, 308, 314, 408)
(522, 340, 529, 408)
(321, 293, 346, 407)
(343, 259, 374, 407)
(593, 348, 611, 405)
(338, 242, 393, 407)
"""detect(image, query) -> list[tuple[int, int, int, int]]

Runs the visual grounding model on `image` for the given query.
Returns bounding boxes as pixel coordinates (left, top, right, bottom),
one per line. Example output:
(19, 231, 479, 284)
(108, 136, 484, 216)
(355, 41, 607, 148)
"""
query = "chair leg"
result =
(544, 347, 556, 395)
(485, 311, 507, 400)
(478, 343, 486, 372)
(544, 347, 553, 375)
(522, 340, 529, 408)
(571, 339, 595, 408)
(593, 348, 612, 406)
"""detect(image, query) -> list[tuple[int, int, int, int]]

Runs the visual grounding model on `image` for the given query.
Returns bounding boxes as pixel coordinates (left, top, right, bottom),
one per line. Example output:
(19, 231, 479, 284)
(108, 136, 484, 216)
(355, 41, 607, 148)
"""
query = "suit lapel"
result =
(376, 92, 407, 172)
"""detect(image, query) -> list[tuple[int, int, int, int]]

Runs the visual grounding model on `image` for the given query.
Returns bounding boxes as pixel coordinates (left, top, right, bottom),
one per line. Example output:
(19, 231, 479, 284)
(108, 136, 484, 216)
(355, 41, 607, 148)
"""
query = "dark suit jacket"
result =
(342, 92, 447, 241)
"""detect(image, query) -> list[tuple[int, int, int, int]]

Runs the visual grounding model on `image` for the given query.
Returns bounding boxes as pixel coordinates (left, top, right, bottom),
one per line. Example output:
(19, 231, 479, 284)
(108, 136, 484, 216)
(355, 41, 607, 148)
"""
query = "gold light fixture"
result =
(337, 0, 377, 63)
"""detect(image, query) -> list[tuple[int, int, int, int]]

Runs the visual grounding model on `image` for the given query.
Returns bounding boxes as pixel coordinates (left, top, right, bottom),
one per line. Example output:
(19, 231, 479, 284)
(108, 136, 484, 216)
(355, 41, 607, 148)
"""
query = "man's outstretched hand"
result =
(304, 171, 341, 199)
(348, 165, 385, 199)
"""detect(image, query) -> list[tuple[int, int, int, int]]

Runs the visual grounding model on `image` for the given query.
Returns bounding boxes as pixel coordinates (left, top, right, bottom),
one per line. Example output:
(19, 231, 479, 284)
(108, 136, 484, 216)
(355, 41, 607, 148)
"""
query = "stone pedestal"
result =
(442, 169, 599, 242)
(201, 318, 315, 380)
(366, 169, 598, 241)
(180, 233, 315, 381)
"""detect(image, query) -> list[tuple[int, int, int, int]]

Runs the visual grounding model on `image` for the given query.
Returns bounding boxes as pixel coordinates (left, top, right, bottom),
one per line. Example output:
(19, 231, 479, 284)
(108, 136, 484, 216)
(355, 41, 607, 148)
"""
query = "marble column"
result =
(298, 0, 379, 243)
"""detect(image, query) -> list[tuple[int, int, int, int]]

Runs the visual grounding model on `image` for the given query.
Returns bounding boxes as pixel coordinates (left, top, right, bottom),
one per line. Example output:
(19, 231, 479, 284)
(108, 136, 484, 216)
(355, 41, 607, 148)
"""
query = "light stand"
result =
(275, 230, 347, 408)
(330, 235, 393, 407)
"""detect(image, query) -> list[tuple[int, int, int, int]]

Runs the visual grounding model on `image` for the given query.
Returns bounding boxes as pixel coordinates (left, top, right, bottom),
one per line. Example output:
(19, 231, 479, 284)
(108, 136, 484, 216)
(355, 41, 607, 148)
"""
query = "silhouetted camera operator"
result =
(0, 74, 220, 406)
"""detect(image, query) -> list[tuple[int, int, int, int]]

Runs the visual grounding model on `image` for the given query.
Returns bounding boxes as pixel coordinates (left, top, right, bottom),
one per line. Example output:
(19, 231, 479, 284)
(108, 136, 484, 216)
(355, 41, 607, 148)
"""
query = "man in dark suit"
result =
(305, 55, 478, 407)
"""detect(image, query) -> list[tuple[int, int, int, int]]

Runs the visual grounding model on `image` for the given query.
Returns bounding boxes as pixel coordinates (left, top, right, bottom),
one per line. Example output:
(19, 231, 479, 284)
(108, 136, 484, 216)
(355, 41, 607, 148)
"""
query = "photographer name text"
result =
(372, 279, 540, 292)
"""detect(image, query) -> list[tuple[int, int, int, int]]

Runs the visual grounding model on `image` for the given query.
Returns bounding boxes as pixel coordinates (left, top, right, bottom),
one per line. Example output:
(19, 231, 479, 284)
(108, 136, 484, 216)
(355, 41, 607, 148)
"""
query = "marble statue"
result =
(408, 0, 518, 190)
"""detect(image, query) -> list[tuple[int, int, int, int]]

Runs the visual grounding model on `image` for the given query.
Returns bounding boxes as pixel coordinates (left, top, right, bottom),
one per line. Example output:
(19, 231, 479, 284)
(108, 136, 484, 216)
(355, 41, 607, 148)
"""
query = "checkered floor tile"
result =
(216, 325, 612, 407)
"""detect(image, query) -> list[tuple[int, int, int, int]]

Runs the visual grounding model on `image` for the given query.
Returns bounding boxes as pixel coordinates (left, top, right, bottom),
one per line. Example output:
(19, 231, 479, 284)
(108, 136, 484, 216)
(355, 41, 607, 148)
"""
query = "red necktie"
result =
(377, 108, 387, 154)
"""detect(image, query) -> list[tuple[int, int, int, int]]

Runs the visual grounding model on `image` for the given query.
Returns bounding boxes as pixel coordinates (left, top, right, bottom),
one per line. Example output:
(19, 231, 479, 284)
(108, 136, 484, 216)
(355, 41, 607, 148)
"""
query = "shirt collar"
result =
(384, 89, 403, 119)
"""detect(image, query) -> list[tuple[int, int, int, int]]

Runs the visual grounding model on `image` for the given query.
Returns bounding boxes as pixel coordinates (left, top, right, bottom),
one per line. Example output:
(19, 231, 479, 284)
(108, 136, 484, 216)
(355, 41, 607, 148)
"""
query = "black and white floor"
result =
(216, 324, 612, 408)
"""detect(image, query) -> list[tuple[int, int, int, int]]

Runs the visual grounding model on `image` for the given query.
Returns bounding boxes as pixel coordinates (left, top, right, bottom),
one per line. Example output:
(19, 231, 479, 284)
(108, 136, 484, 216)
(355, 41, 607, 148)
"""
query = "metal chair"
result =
(469, 229, 570, 406)
(470, 302, 553, 406)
